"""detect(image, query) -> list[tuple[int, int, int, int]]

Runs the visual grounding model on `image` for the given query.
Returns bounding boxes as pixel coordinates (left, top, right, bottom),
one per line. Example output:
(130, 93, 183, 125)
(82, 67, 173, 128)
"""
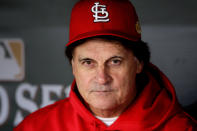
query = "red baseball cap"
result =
(66, 0, 141, 47)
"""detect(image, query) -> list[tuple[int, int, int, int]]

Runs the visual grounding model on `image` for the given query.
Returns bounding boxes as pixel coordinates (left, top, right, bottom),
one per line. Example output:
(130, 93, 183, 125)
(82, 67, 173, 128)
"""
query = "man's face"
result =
(71, 38, 143, 117)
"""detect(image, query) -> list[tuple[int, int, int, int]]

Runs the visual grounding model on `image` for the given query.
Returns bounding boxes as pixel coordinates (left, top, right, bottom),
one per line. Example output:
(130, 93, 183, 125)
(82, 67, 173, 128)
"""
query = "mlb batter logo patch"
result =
(0, 39, 25, 81)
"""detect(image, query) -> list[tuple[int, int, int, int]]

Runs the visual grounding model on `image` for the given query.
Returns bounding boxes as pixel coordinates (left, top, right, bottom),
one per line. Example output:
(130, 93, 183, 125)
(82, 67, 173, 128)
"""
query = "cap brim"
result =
(66, 30, 141, 47)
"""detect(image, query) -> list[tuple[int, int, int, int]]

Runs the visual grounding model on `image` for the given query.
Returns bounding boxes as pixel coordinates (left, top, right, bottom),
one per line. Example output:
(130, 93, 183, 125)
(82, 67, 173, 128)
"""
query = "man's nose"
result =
(96, 65, 112, 85)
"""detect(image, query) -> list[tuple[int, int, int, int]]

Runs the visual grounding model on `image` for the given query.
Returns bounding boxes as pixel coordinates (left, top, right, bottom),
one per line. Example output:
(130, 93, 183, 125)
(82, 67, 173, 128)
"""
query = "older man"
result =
(14, 0, 196, 130)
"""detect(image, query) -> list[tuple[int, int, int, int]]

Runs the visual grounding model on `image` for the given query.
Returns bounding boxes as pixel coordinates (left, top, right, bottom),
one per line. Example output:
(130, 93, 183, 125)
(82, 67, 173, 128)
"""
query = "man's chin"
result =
(89, 99, 118, 111)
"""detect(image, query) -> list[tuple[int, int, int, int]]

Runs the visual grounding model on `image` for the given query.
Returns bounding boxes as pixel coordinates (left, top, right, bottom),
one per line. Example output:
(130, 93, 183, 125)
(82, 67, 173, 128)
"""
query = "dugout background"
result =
(0, 0, 197, 130)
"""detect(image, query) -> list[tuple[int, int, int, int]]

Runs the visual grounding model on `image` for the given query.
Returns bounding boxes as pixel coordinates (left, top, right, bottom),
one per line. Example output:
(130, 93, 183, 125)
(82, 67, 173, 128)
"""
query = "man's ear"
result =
(136, 59, 144, 74)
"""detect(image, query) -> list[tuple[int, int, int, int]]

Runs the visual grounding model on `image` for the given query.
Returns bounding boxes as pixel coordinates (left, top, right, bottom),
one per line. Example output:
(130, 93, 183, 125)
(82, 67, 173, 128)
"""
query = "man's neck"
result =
(90, 106, 122, 118)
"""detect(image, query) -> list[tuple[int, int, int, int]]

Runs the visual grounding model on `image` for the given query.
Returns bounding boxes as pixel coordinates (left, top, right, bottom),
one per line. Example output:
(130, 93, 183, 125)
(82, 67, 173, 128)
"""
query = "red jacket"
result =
(14, 64, 197, 131)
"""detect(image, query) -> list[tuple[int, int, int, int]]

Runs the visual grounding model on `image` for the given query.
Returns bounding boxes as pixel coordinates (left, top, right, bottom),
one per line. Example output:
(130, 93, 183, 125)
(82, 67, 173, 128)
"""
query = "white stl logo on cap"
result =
(91, 2, 110, 22)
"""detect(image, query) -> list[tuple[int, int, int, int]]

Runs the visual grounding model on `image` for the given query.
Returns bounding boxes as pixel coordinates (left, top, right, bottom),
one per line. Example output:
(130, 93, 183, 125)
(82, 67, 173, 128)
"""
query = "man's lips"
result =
(91, 90, 113, 93)
(89, 85, 114, 93)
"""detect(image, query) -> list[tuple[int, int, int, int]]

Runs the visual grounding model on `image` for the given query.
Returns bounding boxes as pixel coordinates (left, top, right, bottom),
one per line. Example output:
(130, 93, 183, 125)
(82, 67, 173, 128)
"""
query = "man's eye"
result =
(110, 59, 121, 65)
(84, 61, 91, 65)
(82, 60, 93, 66)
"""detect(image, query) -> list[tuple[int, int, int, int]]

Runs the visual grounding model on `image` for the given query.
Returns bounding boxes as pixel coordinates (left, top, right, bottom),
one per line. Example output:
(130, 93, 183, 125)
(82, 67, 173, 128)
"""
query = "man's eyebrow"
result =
(109, 56, 124, 60)
(78, 57, 93, 62)
(106, 56, 124, 62)
(77, 56, 124, 63)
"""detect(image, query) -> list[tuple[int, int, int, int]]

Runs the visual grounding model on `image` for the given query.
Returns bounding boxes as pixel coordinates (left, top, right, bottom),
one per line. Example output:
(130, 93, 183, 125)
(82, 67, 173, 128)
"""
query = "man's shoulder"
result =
(162, 110, 197, 130)
(14, 98, 72, 130)
(30, 98, 70, 117)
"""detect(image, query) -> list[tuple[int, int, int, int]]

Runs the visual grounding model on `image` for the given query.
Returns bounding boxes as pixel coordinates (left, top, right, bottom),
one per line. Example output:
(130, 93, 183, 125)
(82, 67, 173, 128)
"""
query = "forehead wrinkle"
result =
(73, 39, 131, 62)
